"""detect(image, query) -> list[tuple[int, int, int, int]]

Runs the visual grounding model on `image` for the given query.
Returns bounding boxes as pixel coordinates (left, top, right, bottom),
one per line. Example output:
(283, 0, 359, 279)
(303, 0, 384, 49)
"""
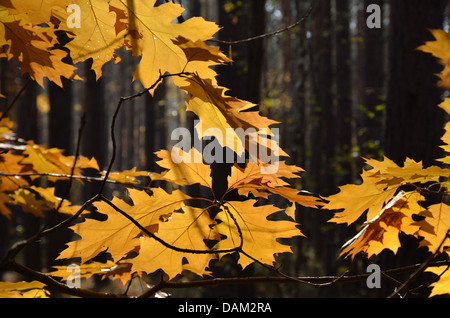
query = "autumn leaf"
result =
(0, 281, 48, 298)
(180, 74, 284, 160)
(21, 141, 99, 181)
(49, 260, 118, 281)
(110, 0, 219, 92)
(0, 151, 30, 218)
(214, 200, 303, 269)
(51, 0, 126, 79)
(425, 266, 450, 297)
(171, 36, 232, 89)
(0, 10, 80, 87)
(58, 188, 192, 263)
(325, 157, 449, 226)
(131, 206, 219, 279)
(3, 0, 70, 25)
(10, 186, 81, 217)
(436, 99, 450, 165)
(339, 191, 423, 259)
(227, 160, 322, 208)
(104, 167, 149, 184)
(415, 202, 450, 254)
(155, 147, 213, 190)
(417, 29, 450, 88)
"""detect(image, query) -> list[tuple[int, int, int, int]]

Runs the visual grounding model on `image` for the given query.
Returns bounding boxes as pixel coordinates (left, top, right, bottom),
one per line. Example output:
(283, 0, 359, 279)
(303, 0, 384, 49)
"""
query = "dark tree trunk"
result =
(385, 0, 447, 167)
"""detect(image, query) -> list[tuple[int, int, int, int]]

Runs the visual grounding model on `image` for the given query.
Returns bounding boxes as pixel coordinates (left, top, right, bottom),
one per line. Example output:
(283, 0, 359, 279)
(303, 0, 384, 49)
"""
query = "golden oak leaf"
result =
(3, 0, 70, 25)
(110, 0, 219, 92)
(131, 206, 219, 279)
(0, 151, 30, 218)
(227, 161, 321, 208)
(415, 202, 450, 254)
(325, 168, 398, 225)
(284, 202, 296, 220)
(155, 147, 213, 190)
(49, 260, 118, 281)
(52, 0, 126, 79)
(0, 10, 80, 87)
(171, 36, 232, 88)
(365, 156, 449, 187)
(21, 141, 99, 181)
(10, 186, 81, 217)
(104, 167, 149, 184)
(181, 74, 283, 159)
(425, 266, 450, 297)
(437, 99, 450, 164)
(417, 29, 450, 88)
(214, 200, 303, 269)
(10, 188, 46, 217)
(0, 152, 29, 192)
(325, 157, 449, 226)
(339, 191, 423, 259)
(0, 114, 13, 136)
(174, 36, 232, 68)
(58, 188, 191, 263)
(0, 281, 48, 298)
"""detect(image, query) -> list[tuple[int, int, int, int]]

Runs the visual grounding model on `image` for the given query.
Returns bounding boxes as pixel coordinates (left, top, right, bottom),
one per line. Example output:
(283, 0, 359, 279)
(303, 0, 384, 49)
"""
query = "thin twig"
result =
(100, 195, 239, 255)
(209, 7, 312, 46)
(0, 77, 32, 120)
(388, 229, 450, 298)
(138, 258, 450, 298)
(41, 114, 86, 231)
(0, 171, 155, 190)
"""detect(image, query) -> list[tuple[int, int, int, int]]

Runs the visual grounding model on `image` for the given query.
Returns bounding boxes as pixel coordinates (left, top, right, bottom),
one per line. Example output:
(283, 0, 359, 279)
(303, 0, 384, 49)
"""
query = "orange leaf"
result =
(58, 188, 191, 263)
(214, 200, 303, 269)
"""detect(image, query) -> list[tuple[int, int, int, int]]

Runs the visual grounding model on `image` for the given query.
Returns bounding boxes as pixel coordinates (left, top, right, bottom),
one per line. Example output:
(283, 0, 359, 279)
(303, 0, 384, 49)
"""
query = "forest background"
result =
(1, 0, 450, 298)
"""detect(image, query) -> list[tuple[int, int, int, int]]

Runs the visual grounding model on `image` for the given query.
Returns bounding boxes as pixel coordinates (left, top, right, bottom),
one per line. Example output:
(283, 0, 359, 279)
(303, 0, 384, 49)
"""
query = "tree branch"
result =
(138, 258, 450, 298)
(209, 7, 312, 46)
(388, 229, 450, 298)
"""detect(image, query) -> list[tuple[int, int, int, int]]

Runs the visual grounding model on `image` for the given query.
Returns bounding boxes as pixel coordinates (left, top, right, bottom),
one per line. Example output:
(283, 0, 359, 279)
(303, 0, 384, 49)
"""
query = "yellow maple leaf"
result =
(0, 281, 48, 298)
(49, 260, 118, 281)
(155, 147, 213, 190)
(104, 167, 149, 184)
(325, 157, 449, 226)
(3, 0, 70, 25)
(131, 206, 219, 279)
(339, 191, 423, 259)
(51, 0, 126, 79)
(415, 202, 450, 254)
(21, 141, 99, 181)
(417, 29, 450, 88)
(0, 151, 30, 218)
(227, 160, 321, 208)
(214, 200, 303, 269)
(181, 74, 282, 159)
(58, 188, 191, 263)
(425, 266, 450, 297)
(325, 168, 397, 225)
(10, 186, 81, 217)
(110, 0, 219, 91)
(436, 99, 450, 164)
(0, 10, 80, 87)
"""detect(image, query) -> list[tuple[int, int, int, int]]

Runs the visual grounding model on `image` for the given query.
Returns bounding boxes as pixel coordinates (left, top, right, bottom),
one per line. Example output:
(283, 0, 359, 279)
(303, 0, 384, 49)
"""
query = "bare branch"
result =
(209, 7, 312, 46)
(388, 229, 450, 298)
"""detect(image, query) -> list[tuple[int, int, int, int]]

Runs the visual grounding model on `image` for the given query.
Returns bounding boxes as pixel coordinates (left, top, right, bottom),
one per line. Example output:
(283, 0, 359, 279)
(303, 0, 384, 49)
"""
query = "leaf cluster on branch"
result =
(0, 0, 449, 298)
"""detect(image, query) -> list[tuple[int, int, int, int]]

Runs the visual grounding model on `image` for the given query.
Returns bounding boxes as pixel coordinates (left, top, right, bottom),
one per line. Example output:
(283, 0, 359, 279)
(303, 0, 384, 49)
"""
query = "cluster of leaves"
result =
(323, 31, 450, 297)
(1, 0, 450, 298)
(0, 0, 321, 297)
